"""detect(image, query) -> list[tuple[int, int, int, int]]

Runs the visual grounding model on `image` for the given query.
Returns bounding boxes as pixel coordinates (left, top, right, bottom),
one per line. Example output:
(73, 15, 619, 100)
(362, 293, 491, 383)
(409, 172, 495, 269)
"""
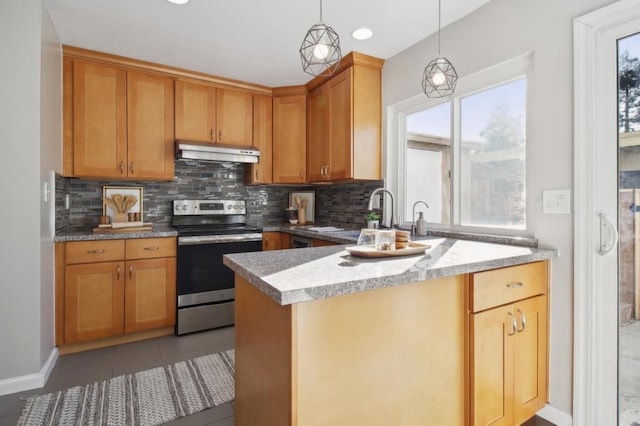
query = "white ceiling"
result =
(42, 0, 491, 87)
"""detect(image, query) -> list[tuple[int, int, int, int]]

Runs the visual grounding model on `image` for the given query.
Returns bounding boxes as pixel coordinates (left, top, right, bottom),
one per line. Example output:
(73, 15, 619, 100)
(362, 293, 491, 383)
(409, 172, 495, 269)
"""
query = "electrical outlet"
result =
(65, 194, 70, 209)
(543, 190, 571, 214)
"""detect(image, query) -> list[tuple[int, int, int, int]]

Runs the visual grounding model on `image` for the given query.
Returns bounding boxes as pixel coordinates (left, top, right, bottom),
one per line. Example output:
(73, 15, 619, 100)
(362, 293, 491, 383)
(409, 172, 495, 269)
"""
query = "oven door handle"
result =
(178, 233, 263, 245)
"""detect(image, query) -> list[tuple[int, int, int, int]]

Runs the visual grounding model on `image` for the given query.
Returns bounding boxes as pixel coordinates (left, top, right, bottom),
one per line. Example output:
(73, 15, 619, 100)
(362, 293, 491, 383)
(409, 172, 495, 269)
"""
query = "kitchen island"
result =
(224, 238, 557, 426)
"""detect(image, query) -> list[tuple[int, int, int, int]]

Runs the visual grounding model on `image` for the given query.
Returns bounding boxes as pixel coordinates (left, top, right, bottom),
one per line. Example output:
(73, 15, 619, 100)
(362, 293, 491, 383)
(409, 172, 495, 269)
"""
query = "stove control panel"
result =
(173, 199, 246, 216)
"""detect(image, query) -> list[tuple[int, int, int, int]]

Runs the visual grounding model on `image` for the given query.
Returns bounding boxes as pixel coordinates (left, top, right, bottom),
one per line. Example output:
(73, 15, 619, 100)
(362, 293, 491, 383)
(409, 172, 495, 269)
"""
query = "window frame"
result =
(386, 53, 534, 237)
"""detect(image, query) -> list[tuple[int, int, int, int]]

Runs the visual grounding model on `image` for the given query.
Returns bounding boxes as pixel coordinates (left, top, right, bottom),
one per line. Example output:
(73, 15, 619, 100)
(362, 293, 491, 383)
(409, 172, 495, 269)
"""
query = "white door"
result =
(575, 2, 640, 425)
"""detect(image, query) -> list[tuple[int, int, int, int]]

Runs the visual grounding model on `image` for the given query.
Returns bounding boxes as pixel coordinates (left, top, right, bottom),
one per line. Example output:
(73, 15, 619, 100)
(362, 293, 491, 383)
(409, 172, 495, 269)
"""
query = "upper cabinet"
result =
(305, 53, 384, 183)
(175, 80, 253, 147)
(273, 87, 307, 184)
(246, 94, 273, 184)
(66, 57, 174, 180)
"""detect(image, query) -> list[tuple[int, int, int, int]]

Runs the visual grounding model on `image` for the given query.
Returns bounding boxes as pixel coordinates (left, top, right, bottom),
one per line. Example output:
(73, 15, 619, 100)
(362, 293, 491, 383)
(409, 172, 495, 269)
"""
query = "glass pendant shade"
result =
(422, 56, 458, 98)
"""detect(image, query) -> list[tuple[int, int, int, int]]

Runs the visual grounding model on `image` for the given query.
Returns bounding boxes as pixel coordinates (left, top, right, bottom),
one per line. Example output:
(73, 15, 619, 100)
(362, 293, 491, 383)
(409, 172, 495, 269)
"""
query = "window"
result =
(390, 56, 530, 234)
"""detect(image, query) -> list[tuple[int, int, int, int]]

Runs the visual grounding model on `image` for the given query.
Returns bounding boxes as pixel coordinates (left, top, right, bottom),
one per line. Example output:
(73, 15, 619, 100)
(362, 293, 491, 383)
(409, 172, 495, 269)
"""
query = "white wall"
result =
(0, 0, 60, 386)
(383, 0, 616, 416)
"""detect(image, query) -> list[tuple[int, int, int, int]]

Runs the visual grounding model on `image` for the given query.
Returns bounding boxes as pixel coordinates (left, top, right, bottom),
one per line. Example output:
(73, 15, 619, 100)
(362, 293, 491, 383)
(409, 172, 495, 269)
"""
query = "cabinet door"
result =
(216, 89, 253, 146)
(73, 61, 127, 178)
(247, 95, 273, 184)
(312, 239, 336, 247)
(175, 80, 216, 142)
(273, 95, 306, 183)
(307, 85, 330, 183)
(471, 304, 515, 426)
(127, 72, 175, 180)
(65, 261, 125, 343)
(328, 68, 353, 180)
(513, 295, 548, 424)
(262, 232, 282, 251)
(124, 258, 176, 333)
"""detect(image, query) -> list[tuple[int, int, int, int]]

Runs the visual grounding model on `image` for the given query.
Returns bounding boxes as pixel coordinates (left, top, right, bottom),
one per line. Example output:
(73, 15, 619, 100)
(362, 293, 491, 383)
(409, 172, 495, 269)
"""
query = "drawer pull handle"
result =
(87, 249, 105, 254)
(144, 246, 160, 251)
(129, 265, 133, 279)
(516, 309, 526, 332)
(506, 282, 523, 288)
(507, 312, 517, 336)
(117, 265, 121, 280)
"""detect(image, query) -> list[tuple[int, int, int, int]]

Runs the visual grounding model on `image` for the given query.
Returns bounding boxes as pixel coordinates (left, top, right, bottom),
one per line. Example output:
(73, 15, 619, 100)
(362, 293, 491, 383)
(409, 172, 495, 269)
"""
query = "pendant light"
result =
(422, 0, 457, 98)
(299, 0, 342, 77)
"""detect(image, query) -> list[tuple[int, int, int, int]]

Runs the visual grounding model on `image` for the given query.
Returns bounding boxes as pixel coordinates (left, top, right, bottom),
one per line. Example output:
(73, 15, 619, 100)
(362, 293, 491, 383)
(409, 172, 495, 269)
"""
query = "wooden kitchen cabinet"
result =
(246, 94, 273, 184)
(70, 61, 174, 180)
(175, 80, 253, 147)
(305, 53, 384, 183)
(58, 237, 176, 347)
(273, 87, 307, 184)
(262, 232, 283, 251)
(470, 262, 548, 426)
(311, 238, 336, 247)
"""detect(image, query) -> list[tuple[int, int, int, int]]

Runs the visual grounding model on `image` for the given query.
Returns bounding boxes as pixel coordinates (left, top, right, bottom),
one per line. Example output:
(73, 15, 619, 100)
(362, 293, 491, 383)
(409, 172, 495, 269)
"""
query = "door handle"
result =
(516, 308, 526, 332)
(507, 312, 517, 336)
(599, 213, 619, 255)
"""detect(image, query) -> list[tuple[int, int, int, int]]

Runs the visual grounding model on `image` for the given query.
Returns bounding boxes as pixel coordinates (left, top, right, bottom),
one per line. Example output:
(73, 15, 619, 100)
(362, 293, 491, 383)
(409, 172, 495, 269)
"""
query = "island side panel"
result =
(294, 275, 467, 425)
(235, 277, 295, 426)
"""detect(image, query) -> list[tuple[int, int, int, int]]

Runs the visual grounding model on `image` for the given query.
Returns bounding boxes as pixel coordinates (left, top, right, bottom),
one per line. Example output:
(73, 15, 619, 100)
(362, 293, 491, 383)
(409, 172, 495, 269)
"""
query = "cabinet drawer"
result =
(471, 261, 547, 312)
(65, 240, 125, 264)
(126, 237, 176, 259)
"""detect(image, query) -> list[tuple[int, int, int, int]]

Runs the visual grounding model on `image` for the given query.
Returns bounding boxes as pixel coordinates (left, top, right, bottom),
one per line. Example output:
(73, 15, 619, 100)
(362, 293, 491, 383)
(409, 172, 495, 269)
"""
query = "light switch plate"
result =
(543, 189, 571, 214)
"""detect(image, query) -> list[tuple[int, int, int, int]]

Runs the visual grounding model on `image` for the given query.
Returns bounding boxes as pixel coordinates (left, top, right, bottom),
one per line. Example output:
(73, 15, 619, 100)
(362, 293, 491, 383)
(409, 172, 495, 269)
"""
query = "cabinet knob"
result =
(507, 312, 517, 336)
(516, 309, 526, 332)
(130, 162, 135, 174)
(129, 265, 133, 279)
(299, 170, 304, 180)
(117, 265, 121, 280)
(119, 161, 124, 174)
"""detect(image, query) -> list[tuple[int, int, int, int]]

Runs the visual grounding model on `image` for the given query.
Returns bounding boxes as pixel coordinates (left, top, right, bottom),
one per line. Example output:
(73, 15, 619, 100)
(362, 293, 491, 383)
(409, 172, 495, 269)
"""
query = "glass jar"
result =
(375, 230, 396, 251)
(357, 229, 377, 246)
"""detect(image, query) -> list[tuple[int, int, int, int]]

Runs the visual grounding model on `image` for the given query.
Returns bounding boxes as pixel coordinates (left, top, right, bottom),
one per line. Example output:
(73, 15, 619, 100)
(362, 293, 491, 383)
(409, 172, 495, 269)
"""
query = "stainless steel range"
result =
(172, 199, 262, 335)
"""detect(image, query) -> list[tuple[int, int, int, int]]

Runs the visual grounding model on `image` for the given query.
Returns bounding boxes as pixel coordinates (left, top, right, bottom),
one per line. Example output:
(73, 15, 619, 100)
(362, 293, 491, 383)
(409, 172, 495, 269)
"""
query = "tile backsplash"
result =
(55, 160, 383, 232)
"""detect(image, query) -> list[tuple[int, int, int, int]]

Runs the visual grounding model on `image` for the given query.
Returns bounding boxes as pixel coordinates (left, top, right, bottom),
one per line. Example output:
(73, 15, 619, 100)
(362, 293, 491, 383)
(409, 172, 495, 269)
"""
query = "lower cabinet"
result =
(262, 232, 283, 251)
(59, 237, 176, 345)
(470, 262, 548, 426)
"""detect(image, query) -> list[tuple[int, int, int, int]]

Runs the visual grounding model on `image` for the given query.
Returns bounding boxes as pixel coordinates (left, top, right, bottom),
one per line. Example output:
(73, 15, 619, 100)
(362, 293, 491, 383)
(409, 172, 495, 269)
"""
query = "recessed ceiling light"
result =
(166, 0, 189, 5)
(352, 28, 373, 41)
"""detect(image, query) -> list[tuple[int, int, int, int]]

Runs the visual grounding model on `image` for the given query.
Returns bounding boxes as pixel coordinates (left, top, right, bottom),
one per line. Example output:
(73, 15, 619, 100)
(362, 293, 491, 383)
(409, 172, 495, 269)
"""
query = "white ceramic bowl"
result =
(289, 219, 299, 224)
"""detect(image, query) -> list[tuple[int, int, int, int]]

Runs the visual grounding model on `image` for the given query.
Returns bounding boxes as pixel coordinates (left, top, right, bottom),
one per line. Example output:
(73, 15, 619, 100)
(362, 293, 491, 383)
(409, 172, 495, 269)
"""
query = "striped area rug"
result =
(17, 350, 235, 426)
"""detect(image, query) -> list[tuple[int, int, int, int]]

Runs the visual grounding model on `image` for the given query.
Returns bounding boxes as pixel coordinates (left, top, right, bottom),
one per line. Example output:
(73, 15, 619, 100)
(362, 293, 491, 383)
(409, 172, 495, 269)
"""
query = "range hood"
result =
(176, 140, 260, 164)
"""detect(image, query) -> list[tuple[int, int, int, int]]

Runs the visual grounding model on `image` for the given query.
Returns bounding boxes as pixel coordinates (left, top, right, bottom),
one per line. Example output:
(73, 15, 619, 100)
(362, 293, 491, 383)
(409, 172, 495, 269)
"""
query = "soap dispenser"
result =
(416, 211, 427, 236)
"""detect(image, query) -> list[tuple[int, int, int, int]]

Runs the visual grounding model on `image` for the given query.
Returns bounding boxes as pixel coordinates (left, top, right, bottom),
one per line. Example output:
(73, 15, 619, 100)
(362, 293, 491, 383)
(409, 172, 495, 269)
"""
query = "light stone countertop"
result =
(223, 237, 557, 305)
(54, 226, 178, 242)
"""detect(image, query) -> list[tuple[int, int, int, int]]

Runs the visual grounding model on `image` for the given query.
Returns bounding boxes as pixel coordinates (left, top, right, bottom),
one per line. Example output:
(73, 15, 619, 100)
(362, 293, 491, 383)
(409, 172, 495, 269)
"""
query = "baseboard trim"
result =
(537, 404, 573, 426)
(0, 348, 59, 396)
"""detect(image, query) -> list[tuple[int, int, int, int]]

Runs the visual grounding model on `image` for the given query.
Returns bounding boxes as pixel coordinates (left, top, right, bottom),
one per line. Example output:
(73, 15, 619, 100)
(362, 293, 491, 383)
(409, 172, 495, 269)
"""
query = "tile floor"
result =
(0, 325, 555, 426)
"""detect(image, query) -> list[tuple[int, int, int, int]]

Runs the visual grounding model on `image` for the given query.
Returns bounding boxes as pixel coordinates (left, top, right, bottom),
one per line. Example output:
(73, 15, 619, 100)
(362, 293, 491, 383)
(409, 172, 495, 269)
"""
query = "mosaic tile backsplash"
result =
(55, 159, 384, 232)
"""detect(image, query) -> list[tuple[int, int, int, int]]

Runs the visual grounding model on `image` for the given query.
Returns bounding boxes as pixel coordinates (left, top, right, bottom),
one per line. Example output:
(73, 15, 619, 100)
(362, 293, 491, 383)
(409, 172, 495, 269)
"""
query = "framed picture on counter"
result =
(289, 190, 315, 223)
(103, 186, 143, 223)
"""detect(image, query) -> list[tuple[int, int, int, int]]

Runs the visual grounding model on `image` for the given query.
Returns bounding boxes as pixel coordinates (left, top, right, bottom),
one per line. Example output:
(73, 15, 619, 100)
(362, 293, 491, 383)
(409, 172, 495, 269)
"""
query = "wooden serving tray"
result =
(345, 241, 431, 258)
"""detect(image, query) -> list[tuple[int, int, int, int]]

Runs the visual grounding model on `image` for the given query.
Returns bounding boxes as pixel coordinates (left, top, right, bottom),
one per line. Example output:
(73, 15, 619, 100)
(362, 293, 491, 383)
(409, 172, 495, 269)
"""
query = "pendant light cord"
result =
(319, 0, 323, 24)
(437, 0, 441, 56)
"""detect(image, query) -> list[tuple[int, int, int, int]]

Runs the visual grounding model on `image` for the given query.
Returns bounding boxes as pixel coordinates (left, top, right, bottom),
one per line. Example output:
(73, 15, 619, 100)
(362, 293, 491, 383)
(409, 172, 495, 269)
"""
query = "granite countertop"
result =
(54, 225, 178, 242)
(223, 237, 557, 306)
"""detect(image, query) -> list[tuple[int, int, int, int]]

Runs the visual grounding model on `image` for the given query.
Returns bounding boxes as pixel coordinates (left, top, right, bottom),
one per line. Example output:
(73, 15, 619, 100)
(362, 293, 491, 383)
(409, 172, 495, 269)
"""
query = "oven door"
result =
(176, 234, 262, 307)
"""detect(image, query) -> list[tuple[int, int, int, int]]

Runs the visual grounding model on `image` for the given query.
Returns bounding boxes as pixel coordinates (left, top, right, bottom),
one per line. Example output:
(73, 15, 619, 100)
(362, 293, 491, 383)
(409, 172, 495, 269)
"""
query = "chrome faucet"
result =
(411, 200, 429, 236)
(367, 188, 396, 229)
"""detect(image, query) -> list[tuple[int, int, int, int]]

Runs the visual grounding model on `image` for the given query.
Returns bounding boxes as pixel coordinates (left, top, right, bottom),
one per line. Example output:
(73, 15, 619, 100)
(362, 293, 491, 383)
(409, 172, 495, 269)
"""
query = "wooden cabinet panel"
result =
(263, 232, 282, 251)
(64, 261, 125, 343)
(126, 237, 176, 260)
(175, 80, 216, 142)
(471, 304, 514, 426)
(513, 296, 548, 424)
(307, 85, 330, 182)
(65, 240, 125, 264)
(273, 95, 306, 183)
(216, 89, 253, 146)
(327, 68, 353, 180)
(246, 95, 273, 184)
(124, 258, 176, 333)
(127, 72, 175, 180)
(471, 261, 547, 312)
(73, 61, 126, 178)
(311, 239, 336, 247)
(352, 64, 382, 180)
